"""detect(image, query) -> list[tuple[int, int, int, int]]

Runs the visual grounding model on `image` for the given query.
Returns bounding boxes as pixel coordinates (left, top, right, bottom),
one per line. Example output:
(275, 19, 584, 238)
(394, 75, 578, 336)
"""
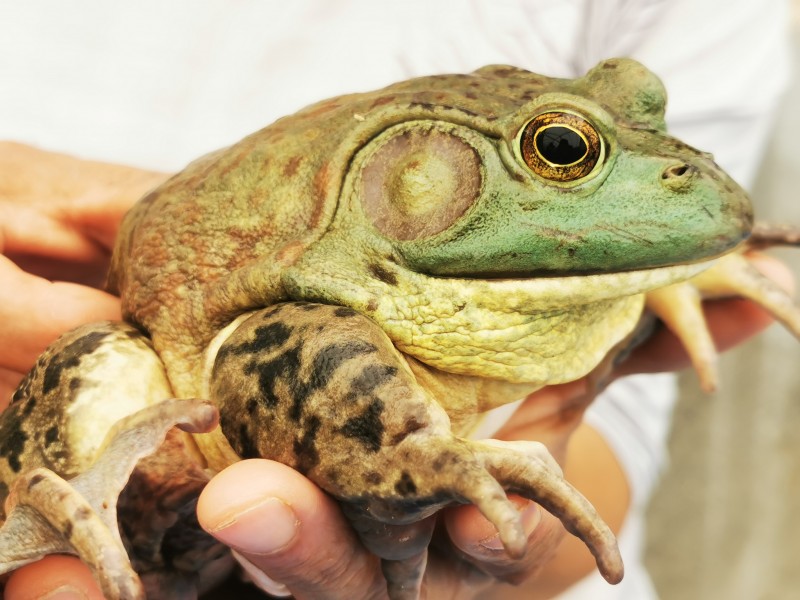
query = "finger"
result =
(442, 497, 564, 584)
(0, 256, 120, 374)
(4, 555, 105, 600)
(0, 203, 110, 266)
(690, 252, 793, 351)
(744, 252, 796, 295)
(0, 203, 114, 286)
(198, 459, 387, 600)
(0, 141, 167, 254)
(492, 380, 591, 454)
(60, 181, 162, 250)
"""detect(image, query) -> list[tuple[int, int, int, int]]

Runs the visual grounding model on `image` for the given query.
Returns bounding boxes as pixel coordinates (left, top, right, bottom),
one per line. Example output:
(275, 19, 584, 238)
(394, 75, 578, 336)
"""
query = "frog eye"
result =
(519, 112, 603, 182)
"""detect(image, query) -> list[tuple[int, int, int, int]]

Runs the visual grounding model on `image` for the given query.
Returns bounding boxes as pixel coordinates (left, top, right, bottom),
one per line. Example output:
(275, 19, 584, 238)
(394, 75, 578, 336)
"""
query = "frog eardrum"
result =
(359, 122, 483, 240)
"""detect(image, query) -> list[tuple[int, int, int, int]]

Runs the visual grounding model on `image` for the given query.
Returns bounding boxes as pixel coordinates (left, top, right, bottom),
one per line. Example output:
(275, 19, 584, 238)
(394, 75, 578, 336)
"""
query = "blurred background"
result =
(646, 3, 800, 598)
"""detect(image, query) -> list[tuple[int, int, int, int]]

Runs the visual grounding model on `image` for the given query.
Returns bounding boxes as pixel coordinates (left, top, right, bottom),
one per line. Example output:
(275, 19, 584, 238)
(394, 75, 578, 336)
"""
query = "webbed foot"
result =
(343, 436, 623, 591)
(0, 399, 218, 600)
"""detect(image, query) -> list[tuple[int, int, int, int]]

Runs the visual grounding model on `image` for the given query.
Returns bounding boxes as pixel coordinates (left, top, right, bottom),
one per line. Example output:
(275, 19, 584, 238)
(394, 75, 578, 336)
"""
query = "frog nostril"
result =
(661, 163, 697, 192)
(662, 163, 694, 179)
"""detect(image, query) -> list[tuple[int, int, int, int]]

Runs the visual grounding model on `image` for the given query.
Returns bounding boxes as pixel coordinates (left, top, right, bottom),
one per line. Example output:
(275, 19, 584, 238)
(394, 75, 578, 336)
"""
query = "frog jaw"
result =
(284, 249, 715, 385)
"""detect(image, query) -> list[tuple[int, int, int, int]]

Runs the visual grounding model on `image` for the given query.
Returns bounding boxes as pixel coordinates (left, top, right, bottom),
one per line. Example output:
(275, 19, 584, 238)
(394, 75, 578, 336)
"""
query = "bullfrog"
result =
(1, 58, 798, 599)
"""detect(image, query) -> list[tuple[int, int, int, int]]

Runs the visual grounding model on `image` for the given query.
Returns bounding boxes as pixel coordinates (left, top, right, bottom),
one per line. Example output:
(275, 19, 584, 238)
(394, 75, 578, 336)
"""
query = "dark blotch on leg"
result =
(26, 472, 45, 489)
(309, 341, 379, 390)
(73, 506, 92, 521)
(293, 415, 322, 473)
(347, 364, 397, 400)
(340, 399, 385, 452)
(219, 322, 293, 361)
(249, 343, 303, 414)
(394, 471, 417, 496)
(21, 395, 37, 417)
(365, 471, 384, 485)
(0, 411, 30, 473)
(222, 411, 260, 459)
(296, 302, 323, 311)
(289, 340, 379, 421)
(44, 425, 59, 447)
(42, 331, 111, 394)
(389, 417, 425, 445)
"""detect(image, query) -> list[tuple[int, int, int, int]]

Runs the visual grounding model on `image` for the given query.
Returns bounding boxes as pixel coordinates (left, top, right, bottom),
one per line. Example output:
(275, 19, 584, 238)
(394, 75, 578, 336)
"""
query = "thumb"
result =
(4, 555, 105, 600)
(197, 459, 387, 600)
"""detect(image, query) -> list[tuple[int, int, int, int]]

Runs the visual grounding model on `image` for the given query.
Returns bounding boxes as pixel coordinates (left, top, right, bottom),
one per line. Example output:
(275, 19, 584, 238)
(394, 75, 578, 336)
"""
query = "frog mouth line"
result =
(400, 259, 717, 311)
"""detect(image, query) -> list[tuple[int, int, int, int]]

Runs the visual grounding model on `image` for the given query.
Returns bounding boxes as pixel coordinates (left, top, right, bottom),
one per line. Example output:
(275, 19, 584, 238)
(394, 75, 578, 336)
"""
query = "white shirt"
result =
(0, 1, 789, 598)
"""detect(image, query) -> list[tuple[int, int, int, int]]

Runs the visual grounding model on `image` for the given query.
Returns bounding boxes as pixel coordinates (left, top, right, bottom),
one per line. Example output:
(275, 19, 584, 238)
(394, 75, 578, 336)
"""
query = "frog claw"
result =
(366, 435, 622, 584)
(340, 434, 622, 596)
(0, 398, 219, 599)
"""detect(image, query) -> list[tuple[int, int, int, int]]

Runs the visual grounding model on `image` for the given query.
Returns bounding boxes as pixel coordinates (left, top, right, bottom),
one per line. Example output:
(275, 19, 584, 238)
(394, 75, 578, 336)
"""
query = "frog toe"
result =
(647, 251, 800, 392)
(690, 252, 800, 336)
(0, 466, 146, 599)
(646, 279, 719, 391)
(472, 439, 624, 584)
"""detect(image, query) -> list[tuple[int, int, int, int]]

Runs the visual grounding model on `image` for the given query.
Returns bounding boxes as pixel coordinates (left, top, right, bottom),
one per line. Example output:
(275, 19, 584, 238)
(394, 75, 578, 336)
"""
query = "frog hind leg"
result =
(211, 302, 623, 598)
(0, 321, 219, 599)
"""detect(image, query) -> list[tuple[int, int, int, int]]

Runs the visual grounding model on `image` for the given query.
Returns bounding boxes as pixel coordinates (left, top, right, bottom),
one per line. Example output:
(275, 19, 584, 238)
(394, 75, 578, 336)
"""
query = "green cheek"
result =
(397, 153, 751, 276)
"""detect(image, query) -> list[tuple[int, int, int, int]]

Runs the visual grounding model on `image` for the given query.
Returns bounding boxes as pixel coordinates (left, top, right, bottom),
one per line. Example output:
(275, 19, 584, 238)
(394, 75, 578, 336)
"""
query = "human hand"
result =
(0, 142, 168, 404)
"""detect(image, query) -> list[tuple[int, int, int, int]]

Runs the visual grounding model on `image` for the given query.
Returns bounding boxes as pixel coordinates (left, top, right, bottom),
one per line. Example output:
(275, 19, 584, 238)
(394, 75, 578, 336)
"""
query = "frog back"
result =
(108, 68, 545, 353)
(108, 62, 672, 388)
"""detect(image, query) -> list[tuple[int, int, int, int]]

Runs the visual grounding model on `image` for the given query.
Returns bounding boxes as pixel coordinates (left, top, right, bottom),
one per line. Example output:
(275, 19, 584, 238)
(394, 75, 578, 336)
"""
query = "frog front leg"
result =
(210, 302, 623, 598)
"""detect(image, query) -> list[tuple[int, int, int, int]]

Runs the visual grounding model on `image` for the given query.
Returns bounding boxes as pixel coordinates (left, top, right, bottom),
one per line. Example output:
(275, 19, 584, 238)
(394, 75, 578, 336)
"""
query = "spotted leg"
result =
(0, 322, 221, 599)
(210, 302, 623, 599)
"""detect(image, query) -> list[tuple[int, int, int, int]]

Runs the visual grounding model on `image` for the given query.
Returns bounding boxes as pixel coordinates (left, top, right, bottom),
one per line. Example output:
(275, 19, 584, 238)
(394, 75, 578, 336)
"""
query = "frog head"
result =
(284, 58, 750, 385)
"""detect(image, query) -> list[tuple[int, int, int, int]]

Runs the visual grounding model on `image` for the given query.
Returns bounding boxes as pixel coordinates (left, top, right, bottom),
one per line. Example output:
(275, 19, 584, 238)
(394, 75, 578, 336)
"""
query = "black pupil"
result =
(535, 126, 587, 165)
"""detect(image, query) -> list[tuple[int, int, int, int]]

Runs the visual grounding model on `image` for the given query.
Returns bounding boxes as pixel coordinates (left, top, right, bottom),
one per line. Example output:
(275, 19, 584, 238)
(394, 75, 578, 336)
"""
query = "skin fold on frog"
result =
(1, 58, 799, 600)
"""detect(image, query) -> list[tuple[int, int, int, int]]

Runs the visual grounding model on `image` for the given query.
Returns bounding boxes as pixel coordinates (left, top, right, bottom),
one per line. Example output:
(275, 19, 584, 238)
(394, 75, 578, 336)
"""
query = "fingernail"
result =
(208, 497, 299, 555)
(519, 501, 542, 534)
(480, 502, 541, 551)
(40, 586, 88, 600)
(231, 550, 293, 597)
